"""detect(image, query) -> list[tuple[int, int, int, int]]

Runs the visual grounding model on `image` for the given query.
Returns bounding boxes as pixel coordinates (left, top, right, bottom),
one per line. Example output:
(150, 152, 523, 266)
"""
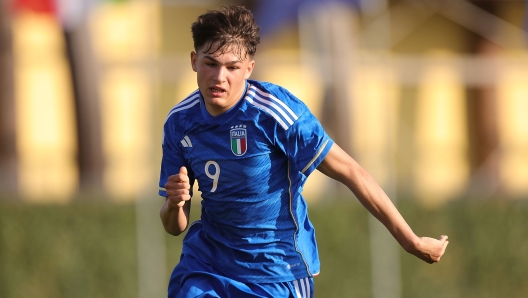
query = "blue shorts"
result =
(168, 254, 314, 298)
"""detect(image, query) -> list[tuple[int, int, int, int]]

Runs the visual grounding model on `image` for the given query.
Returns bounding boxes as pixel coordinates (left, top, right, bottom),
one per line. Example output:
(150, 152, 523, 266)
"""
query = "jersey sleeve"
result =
(158, 117, 194, 197)
(275, 104, 334, 177)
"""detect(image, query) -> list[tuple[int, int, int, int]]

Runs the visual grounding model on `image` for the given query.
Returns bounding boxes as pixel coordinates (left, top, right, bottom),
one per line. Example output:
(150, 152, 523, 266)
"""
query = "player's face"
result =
(191, 44, 255, 116)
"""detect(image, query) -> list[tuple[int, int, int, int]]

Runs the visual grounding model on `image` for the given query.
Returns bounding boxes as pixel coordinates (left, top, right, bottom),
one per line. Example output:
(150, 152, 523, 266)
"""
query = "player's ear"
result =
(244, 59, 255, 79)
(190, 51, 198, 72)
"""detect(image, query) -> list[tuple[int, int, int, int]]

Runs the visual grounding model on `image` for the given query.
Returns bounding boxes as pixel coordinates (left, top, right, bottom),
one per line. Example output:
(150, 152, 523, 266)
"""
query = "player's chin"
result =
(206, 99, 231, 112)
(204, 96, 225, 106)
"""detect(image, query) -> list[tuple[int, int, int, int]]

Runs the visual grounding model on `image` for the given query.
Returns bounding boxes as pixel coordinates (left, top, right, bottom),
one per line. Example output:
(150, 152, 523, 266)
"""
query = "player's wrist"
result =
(401, 234, 421, 254)
(167, 199, 185, 209)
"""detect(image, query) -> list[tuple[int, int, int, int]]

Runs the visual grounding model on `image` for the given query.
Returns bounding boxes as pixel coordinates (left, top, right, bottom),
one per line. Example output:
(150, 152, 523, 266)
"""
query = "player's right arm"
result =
(160, 166, 192, 236)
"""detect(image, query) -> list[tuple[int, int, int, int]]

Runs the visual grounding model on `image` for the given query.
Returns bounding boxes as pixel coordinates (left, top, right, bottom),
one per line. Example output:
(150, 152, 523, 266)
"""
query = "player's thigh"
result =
(175, 276, 314, 298)
(169, 254, 313, 298)
(168, 254, 264, 298)
(173, 271, 268, 298)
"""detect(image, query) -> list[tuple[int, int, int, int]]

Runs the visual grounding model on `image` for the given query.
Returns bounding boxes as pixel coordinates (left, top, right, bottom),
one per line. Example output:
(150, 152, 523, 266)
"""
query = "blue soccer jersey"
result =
(159, 79, 334, 283)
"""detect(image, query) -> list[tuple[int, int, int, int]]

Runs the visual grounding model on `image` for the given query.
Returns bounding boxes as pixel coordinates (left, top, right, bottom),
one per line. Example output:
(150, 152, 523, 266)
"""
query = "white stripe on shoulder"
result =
(246, 96, 289, 130)
(246, 85, 302, 130)
(174, 89, 200, 108)
(164, 91, 200, 123)
(251, 86, 298, 121)
(247, 89, 295, 126)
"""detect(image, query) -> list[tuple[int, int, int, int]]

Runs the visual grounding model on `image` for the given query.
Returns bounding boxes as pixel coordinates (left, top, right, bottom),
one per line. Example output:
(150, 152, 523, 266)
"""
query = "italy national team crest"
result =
(230, 125, 247, 156)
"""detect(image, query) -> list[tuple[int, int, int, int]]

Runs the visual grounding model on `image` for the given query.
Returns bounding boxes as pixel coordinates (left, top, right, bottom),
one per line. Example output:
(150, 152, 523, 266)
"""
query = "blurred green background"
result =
(1, 198, 528, 298)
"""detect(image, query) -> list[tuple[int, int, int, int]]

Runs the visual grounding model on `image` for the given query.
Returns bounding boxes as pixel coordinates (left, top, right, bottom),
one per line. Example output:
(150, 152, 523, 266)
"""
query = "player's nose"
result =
(212, 66, 226, 82)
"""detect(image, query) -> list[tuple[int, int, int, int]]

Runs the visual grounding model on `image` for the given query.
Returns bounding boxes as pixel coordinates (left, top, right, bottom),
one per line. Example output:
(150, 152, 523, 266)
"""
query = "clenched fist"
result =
(165, 166, 191, 208)
(412, 235, 449, 264)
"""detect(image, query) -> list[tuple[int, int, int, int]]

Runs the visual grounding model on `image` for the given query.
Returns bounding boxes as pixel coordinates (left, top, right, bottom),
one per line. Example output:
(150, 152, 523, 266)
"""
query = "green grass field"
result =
(1, 198, 527, 298)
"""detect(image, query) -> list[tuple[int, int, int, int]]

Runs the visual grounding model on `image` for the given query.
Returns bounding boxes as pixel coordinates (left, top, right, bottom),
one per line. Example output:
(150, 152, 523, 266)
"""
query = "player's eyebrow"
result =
(203, 55, 242, 64)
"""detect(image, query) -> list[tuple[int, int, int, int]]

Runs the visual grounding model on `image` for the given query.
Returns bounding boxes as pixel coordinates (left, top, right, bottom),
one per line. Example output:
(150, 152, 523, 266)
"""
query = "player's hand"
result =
(412, 235, 449, 264)
(165, 167, 191, 208)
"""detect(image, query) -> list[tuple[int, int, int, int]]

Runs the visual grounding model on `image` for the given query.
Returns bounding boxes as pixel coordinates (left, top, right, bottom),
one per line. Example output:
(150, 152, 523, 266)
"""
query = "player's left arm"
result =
(317, 143, 449, 264)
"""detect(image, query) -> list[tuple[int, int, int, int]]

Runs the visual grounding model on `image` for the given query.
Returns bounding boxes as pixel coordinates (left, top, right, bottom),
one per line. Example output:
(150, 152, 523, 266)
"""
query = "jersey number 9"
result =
(205, 161, 220, 192)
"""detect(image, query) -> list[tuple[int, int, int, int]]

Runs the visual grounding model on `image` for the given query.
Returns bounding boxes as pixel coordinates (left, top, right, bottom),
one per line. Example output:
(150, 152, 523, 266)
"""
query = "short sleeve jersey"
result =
(159, 80, 334, 283)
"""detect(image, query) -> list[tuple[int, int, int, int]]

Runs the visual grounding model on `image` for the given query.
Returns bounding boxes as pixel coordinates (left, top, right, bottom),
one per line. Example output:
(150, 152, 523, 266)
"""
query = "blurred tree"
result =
(58, 0, 105, 196)
(10, 0, 105, 196)
(0, 0, 18, 195)
(466, 1, 500, 198)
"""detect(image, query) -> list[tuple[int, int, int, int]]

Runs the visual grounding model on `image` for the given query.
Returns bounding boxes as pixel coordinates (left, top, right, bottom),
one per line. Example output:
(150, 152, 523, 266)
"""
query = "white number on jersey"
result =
(205, 161, 220, 192)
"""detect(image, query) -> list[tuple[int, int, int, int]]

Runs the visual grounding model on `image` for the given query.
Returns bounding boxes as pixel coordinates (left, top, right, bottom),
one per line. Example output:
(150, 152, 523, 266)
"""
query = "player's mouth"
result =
(210, 86, 226, 96)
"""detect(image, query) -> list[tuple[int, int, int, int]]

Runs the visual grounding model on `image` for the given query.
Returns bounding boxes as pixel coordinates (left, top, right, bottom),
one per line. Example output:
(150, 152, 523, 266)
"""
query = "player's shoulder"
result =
(164, 89, 201, 126)
(247, 80, 308, 111)
(246, 80, 309, 130)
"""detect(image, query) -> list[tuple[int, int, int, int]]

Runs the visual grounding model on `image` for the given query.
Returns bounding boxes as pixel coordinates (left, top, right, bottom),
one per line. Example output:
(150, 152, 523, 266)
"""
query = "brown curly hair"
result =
(191, 5, 261, 60)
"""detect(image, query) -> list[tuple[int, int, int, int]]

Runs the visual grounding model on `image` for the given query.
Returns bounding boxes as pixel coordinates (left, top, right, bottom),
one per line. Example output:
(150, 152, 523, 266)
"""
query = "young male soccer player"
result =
(159, 5, 449, 298)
